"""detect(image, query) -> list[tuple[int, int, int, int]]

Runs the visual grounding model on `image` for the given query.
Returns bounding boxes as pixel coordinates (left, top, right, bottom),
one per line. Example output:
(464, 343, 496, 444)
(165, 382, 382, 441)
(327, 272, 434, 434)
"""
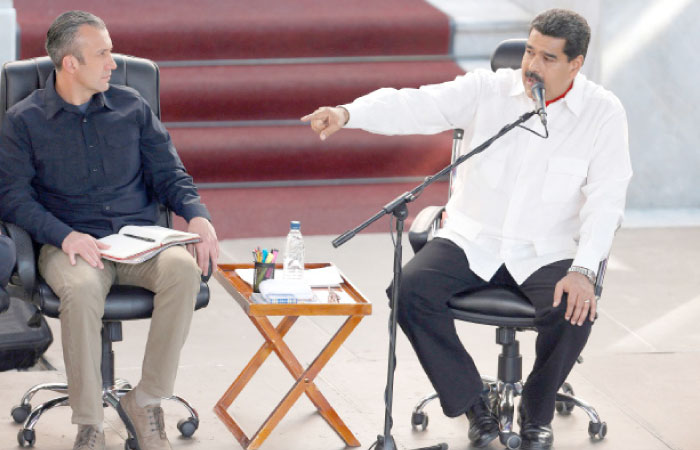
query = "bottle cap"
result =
(290, 220, 301, 230)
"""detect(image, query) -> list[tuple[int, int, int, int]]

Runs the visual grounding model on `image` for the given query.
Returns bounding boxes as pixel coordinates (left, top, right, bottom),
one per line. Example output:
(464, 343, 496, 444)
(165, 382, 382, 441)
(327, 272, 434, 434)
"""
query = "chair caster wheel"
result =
(411, 411, 429, 430)
(17, 428, 36, 447)
(11, 404, 31, 424)
(500, 432, 521, 449)
(588, 421, 607, 440)
(124, 437, 138, 449)
(177, 417, 199, 437)
(556, 382, 575, 415)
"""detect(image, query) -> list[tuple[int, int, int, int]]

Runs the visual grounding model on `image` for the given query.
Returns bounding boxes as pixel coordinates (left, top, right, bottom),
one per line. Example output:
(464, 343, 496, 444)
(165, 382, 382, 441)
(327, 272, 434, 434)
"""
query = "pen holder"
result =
(253, 262, 275, 293)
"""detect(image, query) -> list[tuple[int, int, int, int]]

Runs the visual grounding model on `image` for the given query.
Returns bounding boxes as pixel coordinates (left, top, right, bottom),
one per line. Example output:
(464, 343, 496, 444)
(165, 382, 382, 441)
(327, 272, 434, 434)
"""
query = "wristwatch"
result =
(568, 265, 596, 284)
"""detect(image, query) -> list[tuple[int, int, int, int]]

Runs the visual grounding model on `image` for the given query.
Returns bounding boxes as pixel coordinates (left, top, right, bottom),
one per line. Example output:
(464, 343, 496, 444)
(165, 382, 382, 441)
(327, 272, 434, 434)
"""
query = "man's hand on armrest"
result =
(301, 106, 349, 141)
(62, 231, 109, 269)
(187, 217, 219, 276)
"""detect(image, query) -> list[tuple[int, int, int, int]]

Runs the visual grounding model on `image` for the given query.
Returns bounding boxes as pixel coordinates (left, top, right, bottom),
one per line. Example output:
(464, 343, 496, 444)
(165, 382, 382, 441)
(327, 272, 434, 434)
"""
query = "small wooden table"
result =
(214, 263, 372, 449)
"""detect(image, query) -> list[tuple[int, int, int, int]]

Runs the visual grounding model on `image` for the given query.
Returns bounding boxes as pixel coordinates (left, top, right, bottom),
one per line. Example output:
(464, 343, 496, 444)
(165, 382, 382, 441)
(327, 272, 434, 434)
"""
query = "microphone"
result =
(531, 81, 547, 128)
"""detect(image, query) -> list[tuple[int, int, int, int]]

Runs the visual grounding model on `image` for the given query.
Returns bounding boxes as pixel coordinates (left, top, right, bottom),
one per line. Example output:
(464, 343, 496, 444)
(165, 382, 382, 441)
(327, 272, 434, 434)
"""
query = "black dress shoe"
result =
(520, 423, 553, 450)
(519, 403, 553, 450)
(466, 397, 499, 448)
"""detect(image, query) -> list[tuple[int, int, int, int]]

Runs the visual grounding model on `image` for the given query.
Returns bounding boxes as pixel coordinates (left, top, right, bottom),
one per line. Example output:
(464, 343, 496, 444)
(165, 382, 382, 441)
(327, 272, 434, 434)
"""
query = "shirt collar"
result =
(43, 71, 113, 119)
(509, 69, 585, 117)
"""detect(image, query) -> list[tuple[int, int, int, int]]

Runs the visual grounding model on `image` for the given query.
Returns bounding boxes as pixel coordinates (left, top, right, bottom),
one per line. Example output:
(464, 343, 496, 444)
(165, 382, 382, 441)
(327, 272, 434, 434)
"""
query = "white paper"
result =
(236, 265, 343, 287)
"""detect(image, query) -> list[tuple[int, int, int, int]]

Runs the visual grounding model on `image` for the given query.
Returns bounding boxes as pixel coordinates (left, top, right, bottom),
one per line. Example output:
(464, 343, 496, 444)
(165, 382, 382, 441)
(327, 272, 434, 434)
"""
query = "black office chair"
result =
(406, 39, 607, 450)
(1, 54, 210, 449)
(0, 223, 13, 314)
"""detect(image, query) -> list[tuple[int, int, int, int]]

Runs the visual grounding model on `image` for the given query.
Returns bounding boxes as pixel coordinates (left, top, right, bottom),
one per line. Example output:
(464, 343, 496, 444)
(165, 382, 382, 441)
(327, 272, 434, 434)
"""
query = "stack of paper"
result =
(236, 265, 343, 287)
(258, 279, 316, 303)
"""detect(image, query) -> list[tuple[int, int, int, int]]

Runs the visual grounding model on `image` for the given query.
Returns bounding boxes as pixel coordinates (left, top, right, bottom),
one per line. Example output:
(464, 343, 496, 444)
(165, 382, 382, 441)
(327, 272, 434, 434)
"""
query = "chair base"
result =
(410, 326, 607, 448)
(411, 377, 606, 448)
(12, 380, 200, 448)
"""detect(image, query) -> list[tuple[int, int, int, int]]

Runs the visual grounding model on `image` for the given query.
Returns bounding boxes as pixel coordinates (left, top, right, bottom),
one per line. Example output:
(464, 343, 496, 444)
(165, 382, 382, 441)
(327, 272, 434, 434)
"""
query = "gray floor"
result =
(1, 227, 698, 450)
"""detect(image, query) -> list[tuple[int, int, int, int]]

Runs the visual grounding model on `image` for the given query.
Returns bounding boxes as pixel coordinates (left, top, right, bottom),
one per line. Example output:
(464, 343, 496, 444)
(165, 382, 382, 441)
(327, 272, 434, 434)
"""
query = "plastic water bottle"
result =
(283, 221, 305, 280)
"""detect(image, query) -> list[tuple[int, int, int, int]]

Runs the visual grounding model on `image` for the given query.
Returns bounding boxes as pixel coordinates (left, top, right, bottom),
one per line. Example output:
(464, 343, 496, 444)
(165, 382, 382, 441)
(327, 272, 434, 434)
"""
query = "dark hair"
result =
(45, 10, 106, 69)
(530, 9, 590, 61)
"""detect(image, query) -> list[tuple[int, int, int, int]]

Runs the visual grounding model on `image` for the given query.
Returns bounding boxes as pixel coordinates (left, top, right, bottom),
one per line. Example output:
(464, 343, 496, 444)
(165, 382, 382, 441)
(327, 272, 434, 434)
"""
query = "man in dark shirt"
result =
(0, 11, 219, 450)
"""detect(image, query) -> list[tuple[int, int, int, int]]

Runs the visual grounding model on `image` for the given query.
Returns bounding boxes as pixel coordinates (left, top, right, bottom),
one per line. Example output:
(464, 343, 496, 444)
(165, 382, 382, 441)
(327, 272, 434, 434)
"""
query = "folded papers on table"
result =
(235, 265, 343, 287)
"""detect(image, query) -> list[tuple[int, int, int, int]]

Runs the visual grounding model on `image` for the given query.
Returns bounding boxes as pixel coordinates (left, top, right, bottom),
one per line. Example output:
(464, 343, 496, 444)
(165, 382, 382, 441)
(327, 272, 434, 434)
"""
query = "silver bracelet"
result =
(567, 265, 596, 284)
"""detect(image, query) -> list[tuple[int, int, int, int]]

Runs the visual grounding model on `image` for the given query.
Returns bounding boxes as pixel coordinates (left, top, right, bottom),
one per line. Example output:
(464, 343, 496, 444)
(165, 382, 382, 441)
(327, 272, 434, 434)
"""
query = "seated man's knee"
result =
(57, 276, 108, 316)
(386, 267, 424, 323)
(540, 295, 594, 332)
(156, 247, 200, 292)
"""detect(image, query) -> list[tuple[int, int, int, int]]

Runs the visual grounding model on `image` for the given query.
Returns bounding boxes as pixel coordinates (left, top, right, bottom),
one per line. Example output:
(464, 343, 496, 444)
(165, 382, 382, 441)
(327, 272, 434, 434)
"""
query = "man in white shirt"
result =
(302, 9, 631, 450)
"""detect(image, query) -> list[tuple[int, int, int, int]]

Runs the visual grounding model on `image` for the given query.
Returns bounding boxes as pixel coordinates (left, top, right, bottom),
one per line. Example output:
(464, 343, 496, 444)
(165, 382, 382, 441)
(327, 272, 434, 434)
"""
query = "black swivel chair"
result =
(406, 39, 607, 449)
(1, 54, 210, 449)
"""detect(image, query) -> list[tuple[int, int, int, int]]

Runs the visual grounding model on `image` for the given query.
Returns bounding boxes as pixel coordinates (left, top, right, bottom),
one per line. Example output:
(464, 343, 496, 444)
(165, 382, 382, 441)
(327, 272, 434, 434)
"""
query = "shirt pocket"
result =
(541, 157, 588, 202)
(102, 126, 141, 184)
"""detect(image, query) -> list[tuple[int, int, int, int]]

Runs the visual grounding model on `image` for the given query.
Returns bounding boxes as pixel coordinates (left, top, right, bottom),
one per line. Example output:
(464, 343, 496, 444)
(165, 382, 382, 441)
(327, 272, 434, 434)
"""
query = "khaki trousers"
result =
(38, 244, 201, 425)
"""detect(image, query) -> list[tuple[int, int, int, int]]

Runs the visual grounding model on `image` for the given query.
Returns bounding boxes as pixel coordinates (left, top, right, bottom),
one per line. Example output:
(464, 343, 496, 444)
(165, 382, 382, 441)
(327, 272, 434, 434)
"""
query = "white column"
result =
(0, 0, 17, 70)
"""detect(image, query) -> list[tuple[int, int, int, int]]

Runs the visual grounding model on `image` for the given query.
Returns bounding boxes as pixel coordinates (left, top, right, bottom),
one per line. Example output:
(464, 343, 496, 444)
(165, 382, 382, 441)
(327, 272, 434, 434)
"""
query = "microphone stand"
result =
(332, 110, 539, 450)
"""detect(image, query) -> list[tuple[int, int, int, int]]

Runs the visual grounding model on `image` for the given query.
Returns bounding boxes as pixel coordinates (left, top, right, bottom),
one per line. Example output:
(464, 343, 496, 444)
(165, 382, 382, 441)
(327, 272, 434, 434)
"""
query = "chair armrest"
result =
(594, 258, 608, 299)
(202, 258, 213, 282)
(4, 222, 38, 298)
(408, 205, 445, 254)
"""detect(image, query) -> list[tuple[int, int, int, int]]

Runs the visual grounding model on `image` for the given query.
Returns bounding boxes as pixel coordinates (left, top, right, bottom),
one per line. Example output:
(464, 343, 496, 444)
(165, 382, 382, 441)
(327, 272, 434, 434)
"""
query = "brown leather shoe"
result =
(73, 425, 105, 450)
(120, 390, 171, 450)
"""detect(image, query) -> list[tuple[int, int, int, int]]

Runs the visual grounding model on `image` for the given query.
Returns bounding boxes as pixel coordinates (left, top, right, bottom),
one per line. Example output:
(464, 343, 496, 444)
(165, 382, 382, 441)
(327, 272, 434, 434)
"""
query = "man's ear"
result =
(569, 54, 584, 77)
(61, 55, 78, 74)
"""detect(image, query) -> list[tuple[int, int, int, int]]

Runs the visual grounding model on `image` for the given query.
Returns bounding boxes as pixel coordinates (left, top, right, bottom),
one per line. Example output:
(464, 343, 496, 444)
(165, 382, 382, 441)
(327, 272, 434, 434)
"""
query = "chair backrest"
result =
(490, 38, 526, 72)
(0, 54, 170, 228)
(1, 53, 161, 124)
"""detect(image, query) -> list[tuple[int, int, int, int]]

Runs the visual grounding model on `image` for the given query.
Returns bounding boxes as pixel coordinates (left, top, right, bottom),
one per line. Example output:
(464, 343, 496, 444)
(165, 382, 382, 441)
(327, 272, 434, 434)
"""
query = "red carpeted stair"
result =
(16, 0, 463, 238)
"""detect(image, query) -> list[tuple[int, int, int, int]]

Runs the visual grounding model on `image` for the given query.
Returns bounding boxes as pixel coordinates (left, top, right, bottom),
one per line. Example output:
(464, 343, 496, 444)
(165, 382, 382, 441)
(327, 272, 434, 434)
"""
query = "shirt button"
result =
(83, 117, 87, 123)
(105, 206, 111, 211)
(92, 168, 97, 172)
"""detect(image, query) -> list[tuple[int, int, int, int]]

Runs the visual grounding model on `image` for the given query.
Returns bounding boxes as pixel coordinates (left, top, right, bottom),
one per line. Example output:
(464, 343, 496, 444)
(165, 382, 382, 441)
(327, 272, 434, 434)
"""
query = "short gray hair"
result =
(45, 10, 106, 69)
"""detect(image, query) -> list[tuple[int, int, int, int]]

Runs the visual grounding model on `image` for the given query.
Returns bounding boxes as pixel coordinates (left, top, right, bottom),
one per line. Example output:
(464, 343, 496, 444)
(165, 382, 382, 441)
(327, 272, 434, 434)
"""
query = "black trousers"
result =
(391, 238, 592, 425)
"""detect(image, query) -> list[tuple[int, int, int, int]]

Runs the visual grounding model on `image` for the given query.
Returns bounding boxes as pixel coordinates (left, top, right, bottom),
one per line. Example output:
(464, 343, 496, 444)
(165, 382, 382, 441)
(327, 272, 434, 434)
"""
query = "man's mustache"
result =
(524, 71, 544, 83)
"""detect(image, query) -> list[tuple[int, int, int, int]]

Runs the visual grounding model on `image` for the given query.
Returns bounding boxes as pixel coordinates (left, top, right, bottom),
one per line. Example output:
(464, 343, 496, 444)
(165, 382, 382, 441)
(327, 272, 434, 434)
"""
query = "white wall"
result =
(599, 0, 700, 209)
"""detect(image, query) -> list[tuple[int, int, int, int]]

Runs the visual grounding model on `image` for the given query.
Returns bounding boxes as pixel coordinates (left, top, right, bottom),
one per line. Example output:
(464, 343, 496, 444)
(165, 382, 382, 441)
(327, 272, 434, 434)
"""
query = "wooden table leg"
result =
(214, 316, 298, 448)
(215, 314, 364, 449)
(247, 315, 364, 449)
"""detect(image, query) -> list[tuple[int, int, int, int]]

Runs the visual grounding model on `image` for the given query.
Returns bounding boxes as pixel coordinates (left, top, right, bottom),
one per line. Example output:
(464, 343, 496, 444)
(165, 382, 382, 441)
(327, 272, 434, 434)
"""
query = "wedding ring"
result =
(584, 299, 591, 303)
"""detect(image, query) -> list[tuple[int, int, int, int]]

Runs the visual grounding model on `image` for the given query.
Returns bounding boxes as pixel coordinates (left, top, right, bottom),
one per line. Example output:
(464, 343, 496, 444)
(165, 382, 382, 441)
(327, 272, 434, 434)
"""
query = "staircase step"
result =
(170, 125, 453, 184)
(427, 0, 531, 60)
(159, 60, 464, 122)
(175, 181, 450, 239)
(17, 0, 451, 61)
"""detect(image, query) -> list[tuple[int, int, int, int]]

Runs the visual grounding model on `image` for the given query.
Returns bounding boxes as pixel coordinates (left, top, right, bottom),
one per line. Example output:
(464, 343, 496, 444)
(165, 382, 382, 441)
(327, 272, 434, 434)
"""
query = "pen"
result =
(124, 234, 156, 243)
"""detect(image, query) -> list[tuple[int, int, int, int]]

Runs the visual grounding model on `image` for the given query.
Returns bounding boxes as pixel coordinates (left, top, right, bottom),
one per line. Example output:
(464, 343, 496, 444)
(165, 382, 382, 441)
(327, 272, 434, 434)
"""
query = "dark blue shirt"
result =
(0, 71, 210, 248)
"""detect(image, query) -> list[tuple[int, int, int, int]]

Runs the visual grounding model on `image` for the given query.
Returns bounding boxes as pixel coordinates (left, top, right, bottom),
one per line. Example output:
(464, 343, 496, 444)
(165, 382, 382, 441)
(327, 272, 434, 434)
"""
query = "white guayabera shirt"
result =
(344, 68, 632, 284)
